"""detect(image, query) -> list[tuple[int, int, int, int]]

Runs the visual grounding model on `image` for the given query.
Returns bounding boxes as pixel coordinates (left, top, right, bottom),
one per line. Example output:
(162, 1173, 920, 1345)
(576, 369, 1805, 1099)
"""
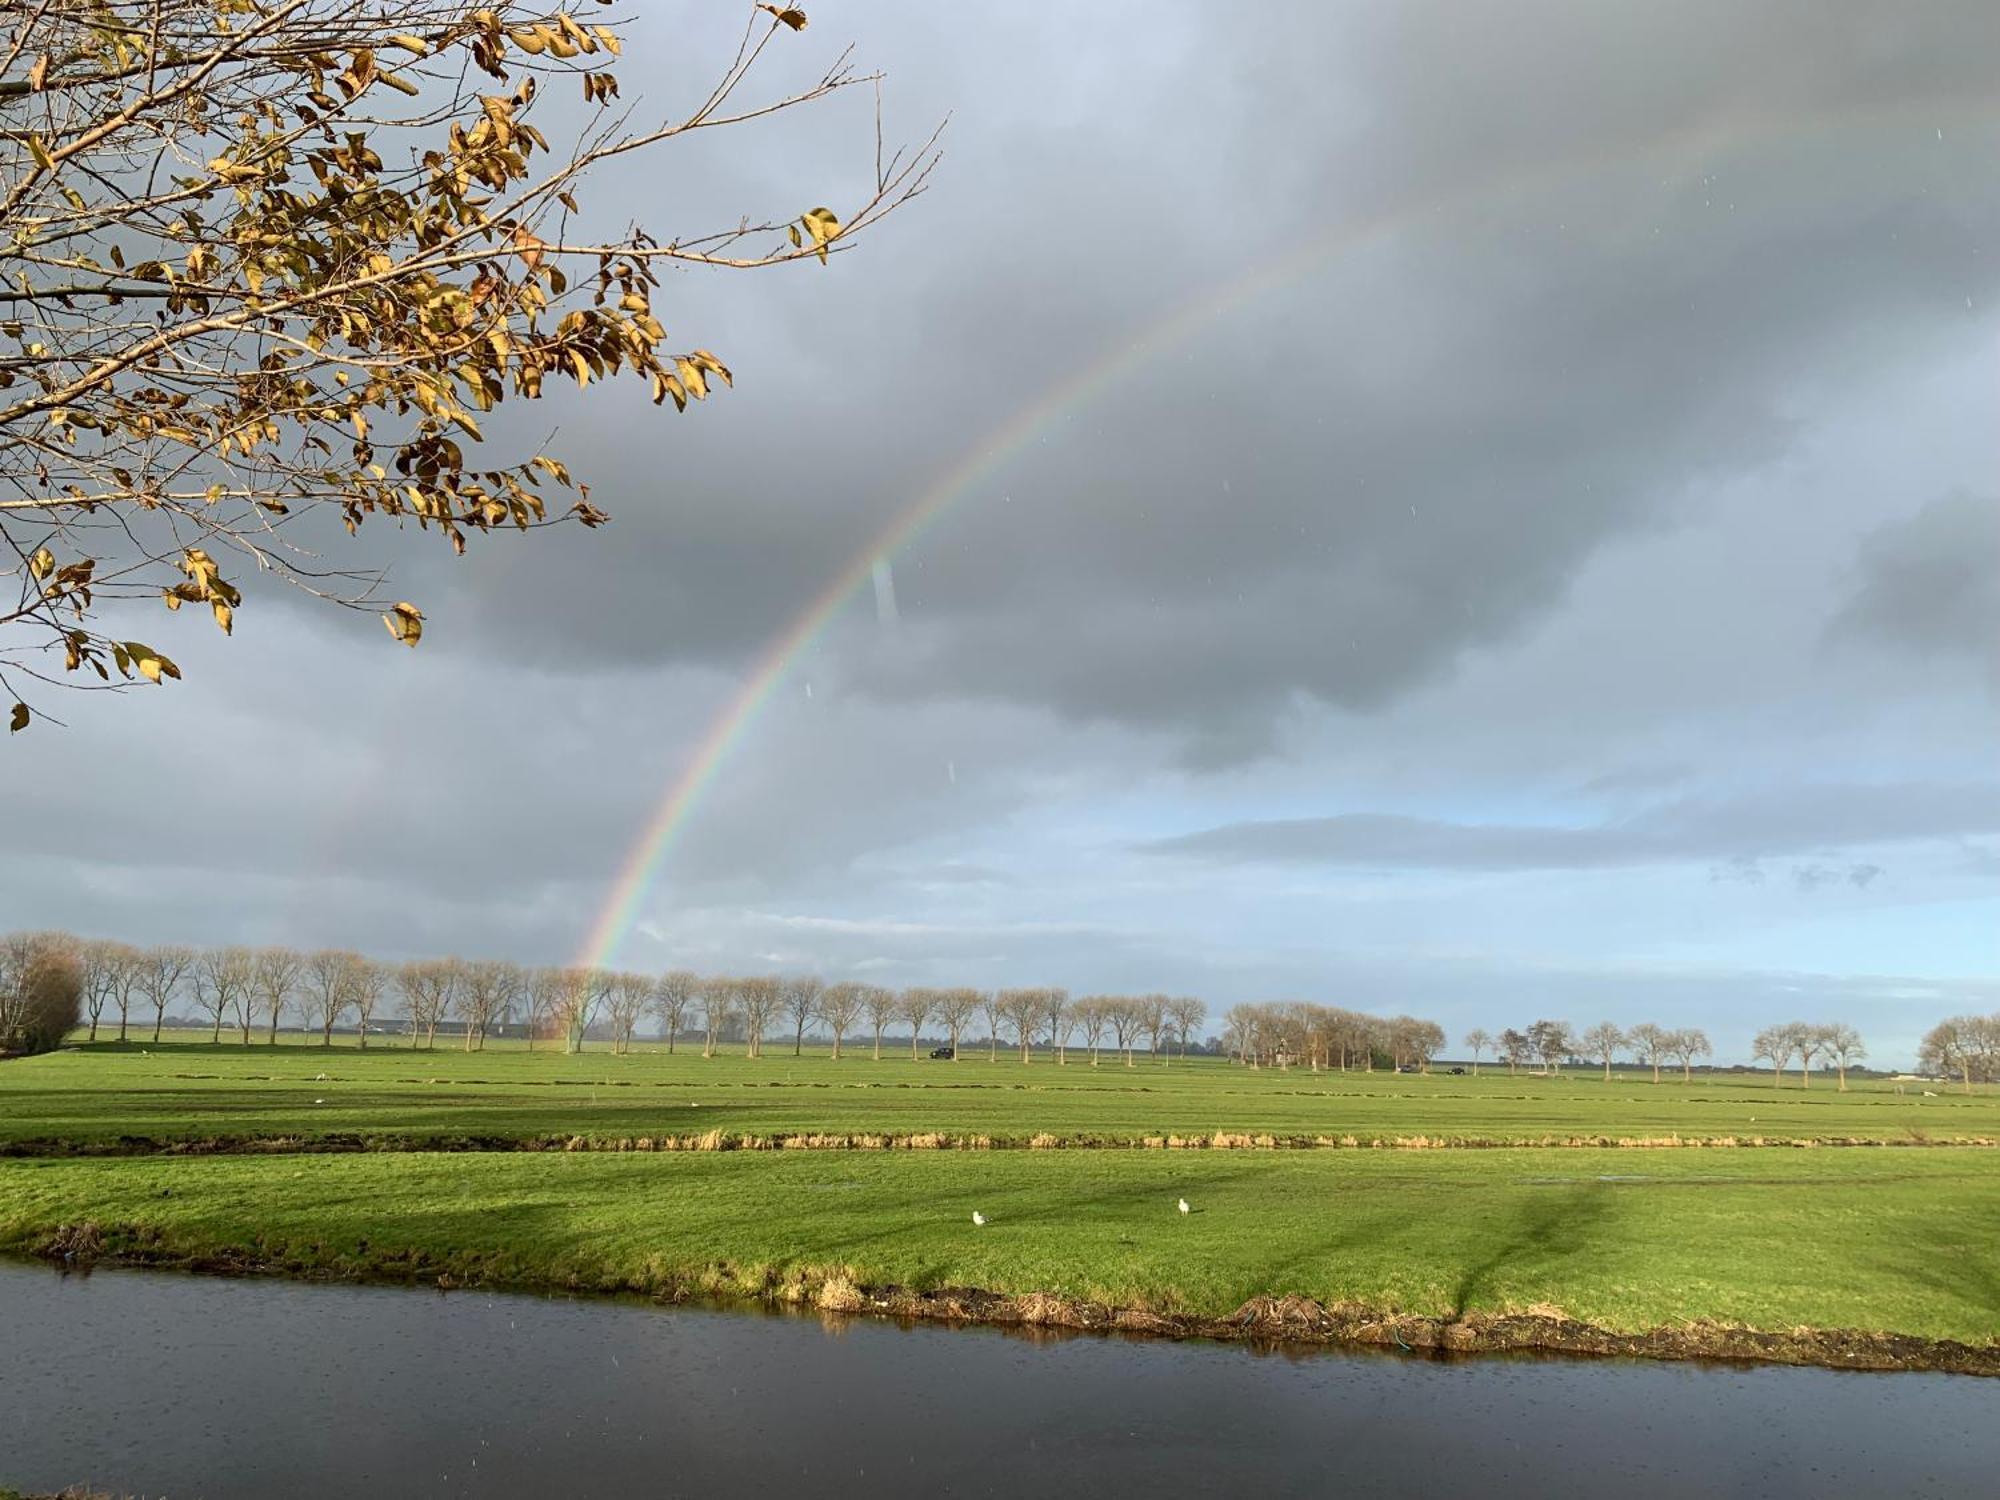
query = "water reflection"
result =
(1, 1263, 1991, 1499)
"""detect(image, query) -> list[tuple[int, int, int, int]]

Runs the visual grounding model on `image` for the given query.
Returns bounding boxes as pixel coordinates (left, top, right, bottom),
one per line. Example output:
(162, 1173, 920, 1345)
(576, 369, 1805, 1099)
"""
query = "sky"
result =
(8, 2, 1998, 1064)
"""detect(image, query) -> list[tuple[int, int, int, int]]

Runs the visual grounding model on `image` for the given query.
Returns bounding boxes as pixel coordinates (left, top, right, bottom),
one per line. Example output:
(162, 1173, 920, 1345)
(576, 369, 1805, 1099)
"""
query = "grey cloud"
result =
(1146, 781, 2000, 870)
(4, 3, 1995, 1038)
(328, 1, 2000, 771)
(1791, 862, 1886, 893)
(1827, 492, 2000, 671)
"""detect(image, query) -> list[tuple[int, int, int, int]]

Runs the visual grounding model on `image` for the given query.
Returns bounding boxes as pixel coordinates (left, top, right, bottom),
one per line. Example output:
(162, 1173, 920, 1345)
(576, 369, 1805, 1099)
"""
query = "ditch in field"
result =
(2, 1262, 1996, 1500)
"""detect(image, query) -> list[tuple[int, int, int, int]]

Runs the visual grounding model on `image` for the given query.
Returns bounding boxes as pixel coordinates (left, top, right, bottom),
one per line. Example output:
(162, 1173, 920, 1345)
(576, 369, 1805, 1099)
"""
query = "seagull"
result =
(314, 1098, 326, 1105)
(971, 1211, 986, 1227)
(1178, 1199, 1190, 1215)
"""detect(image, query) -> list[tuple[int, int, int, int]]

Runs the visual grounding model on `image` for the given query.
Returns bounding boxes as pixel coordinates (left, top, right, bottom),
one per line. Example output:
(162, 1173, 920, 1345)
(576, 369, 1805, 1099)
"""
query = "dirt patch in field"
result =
(19, 1222, 1998, 1377)
(5, 1129, 1997, 1159)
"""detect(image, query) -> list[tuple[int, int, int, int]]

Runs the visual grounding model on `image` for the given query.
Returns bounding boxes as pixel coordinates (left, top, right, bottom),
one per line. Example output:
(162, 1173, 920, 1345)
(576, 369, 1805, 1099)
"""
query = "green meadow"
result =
(3, 1036, 1997, 1358)
(4, 1033, 1994, 1147)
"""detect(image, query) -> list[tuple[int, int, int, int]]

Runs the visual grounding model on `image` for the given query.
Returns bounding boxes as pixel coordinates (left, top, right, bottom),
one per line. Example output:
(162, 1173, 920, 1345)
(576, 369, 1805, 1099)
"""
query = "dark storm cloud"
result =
(333, 0, 2000, 769)
(1145, 780, 2000, 870)
(1827, 492, 2000, 667)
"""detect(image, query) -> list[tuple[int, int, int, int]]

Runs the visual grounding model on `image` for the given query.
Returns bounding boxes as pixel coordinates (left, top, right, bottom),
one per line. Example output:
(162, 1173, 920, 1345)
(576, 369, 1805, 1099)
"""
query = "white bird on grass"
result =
(971, 1211, 986, 1227)
(1178, 1199, 1190, 1215)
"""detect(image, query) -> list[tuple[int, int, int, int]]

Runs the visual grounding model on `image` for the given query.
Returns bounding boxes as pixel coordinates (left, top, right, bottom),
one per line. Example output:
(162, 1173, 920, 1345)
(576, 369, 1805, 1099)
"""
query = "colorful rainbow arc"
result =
(570, 234, 1342, 971)
(572, 97, 1985, 972)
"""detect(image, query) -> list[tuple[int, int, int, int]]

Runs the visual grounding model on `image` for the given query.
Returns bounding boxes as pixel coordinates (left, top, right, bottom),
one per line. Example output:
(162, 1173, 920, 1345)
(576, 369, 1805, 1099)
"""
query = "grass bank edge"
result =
(8, 1222, 1996, 1378)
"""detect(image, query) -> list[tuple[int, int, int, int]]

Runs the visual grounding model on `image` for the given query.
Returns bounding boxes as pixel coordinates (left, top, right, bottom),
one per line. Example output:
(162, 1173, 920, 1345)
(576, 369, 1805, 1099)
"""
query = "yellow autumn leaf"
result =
(383, 602, 425, 647)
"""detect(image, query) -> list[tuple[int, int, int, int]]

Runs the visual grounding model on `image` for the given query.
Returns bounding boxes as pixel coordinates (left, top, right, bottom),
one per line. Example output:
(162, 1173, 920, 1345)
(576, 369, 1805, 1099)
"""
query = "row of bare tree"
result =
(1461, 1021, 1720, 1083)
(5, 934, 1909, 1089)
(1218, 1003, 1447, 1072)
(1918, 1014, 2000, 1093)
(1213, 1011, 1732, 1084)
(1746, 1022, 1870, 1089)
(18, 933, 1209, 1062)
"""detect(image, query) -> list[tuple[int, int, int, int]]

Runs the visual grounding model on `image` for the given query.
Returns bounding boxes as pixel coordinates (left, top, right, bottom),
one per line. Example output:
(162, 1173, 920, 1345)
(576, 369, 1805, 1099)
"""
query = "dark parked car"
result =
(929, 1046, 955, 1060)
(1448, 1067, 1466, 1076)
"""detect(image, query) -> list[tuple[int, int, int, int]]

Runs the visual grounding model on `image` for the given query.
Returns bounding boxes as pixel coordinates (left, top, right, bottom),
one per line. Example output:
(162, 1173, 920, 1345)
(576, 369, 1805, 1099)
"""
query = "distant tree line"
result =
(1465, 1020, 1717, 1083)
(1918, 1014, 2000, 1094)
(1748, 1022, 1870, 1089)
(1218, 1004, 1445, 1072)
(0, 933, 1941, 1090)
(0, 933, 1213, 1064)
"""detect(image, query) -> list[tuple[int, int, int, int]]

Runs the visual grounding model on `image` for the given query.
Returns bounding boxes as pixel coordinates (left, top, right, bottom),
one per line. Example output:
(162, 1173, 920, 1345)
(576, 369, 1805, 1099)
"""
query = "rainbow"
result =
(570, 231, 1356, 971)
(572, 97, 1987, 971)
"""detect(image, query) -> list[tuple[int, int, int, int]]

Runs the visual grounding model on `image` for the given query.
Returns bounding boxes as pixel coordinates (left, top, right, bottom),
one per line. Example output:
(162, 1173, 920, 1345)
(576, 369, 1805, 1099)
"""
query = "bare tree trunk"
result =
(1837, 1062, 1847, 1091)
(873, 1024, 882, 1061)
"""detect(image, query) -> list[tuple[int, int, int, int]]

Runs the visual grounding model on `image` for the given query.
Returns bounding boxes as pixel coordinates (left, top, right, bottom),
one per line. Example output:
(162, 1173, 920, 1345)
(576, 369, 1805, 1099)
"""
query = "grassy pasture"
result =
(4, 1034, 1993, 1148)
(3, 1037, 1996, 1358)
(3, 1146, 1997, 1343)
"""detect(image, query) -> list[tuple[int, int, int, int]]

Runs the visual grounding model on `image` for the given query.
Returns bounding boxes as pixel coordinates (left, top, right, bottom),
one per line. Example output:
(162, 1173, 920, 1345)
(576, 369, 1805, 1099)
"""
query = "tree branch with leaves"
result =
(0, 0, 938, 728)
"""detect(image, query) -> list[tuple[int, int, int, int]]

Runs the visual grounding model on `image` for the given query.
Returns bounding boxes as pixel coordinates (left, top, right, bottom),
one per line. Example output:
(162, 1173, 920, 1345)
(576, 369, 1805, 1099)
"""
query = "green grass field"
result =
(3, 1036, 1996, 1359)
(5, 1032, 1994, 1147)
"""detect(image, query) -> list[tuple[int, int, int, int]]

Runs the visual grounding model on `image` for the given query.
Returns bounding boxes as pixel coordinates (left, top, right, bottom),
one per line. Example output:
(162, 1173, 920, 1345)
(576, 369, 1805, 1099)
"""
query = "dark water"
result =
(2, 1264, 1994, 1499)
